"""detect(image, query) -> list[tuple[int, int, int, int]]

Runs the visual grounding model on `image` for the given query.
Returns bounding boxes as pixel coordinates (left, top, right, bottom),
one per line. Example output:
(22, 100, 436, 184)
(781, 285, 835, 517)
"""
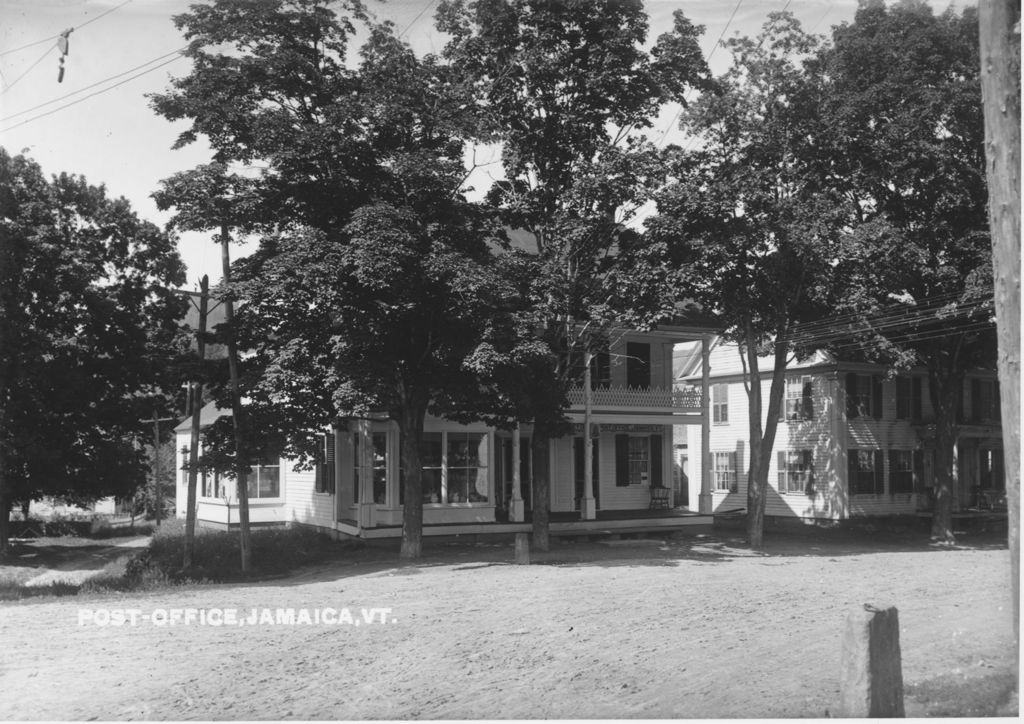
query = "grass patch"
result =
(130, 520, 351, 584)
(906, 668, 1018, 717)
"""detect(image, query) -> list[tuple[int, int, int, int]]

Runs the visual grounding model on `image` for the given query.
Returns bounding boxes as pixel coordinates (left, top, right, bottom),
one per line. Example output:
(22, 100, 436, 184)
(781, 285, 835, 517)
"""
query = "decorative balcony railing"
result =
(566, 385, 703, 410)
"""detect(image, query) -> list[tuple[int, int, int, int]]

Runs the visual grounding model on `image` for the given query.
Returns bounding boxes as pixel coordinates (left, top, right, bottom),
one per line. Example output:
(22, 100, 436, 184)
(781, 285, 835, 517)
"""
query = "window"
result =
(895, 376, 923, 420)
(847, 449, 883, 496)
(711, 452, 738, 493)
(846, 373, 881, 419)
(783, 376, 814, 421)
(979, 449, 1004, 491)
(314, 432, 336, 494)
(446, 433, 489, 503)
(777, 450, 813, 494)
(614, 434, 662, 487)
(570, 344, 611, 389)
(971, 379, 1000, 423)
(712, 383, 728, 424)
(245, 461, 280, 499)
(414, 432, 489, 505)
(626, 342, 651, 390)
(888, 449, 922, 495)
(353, 432, 387, 504)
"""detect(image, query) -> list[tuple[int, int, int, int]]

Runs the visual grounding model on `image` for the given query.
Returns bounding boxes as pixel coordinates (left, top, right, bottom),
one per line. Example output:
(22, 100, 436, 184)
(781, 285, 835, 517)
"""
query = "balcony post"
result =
(510, 424, 525, 522)
(699, 336, 714, 514)
(581, 350, 597, 520)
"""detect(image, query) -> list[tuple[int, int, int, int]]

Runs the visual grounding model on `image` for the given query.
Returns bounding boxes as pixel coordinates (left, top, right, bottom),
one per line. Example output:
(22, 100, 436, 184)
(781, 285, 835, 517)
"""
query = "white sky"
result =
(0, 0, 968, 288)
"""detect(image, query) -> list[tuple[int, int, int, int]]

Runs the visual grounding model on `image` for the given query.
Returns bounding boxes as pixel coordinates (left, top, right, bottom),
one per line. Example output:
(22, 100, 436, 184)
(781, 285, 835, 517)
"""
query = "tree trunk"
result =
(531, 432, 551, 551)
(221, 223, 251, 573)
(398, 402, 427, 561)
(979, 0, 1020, 642)
(744, 327, 789, 549)
(184, 276, 208, 571)
(20, 499, 29, 520)
(0, 470, 9, 557)
(928, 365, 964, 543)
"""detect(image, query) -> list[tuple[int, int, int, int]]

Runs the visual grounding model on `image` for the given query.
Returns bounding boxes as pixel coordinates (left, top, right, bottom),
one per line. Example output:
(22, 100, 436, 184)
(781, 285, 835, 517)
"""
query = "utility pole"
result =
(150, 413, 177, 525)
(184, 275, 209, 570)
(979, 0, 1020, 643)
(221, 222, 251, 573)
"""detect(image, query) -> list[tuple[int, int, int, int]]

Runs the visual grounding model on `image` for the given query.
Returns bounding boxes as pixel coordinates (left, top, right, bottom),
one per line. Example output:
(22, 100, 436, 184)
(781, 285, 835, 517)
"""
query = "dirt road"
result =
(0, 532, 1015, 719)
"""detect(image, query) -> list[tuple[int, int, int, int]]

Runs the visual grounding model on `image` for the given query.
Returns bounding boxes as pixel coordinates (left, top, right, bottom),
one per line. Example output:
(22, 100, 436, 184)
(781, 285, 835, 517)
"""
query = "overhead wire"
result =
(0, 44, 55, 95)
(0, 0, 133, 58)
(0, 52, 186, 133)
(1, 46, 187, 122)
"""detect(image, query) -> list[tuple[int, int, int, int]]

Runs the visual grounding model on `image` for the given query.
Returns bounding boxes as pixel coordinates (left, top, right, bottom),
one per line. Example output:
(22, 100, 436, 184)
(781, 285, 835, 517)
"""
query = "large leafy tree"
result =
(812, 0, 993, 542)
(436, 0, 713, 549)
(0, 149, 186, 554)
(152, 1, 513, 559)
(646, 13, 841, 548)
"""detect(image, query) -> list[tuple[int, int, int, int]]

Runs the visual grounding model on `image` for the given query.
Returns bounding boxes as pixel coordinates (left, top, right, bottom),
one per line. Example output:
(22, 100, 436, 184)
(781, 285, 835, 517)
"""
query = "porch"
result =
(336, 507, 712, 540)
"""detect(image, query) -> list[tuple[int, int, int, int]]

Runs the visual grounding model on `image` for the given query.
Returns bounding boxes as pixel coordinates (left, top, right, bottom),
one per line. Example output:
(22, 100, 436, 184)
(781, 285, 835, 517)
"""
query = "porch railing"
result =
(566, 384, 703, 410)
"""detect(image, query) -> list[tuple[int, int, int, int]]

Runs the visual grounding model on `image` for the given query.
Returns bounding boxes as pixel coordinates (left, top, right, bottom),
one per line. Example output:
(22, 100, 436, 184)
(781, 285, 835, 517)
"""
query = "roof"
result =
(174, 401, 230, 433)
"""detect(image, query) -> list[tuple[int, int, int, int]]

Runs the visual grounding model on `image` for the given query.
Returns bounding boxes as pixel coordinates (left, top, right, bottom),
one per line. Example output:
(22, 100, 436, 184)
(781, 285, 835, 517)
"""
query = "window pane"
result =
(422, 468, 442, 503)
(259, 465, 280, 497)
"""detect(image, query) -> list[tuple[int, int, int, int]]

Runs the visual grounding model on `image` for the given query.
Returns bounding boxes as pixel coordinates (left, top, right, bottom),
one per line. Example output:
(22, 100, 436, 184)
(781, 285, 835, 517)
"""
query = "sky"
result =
(0, 0, 969, 289)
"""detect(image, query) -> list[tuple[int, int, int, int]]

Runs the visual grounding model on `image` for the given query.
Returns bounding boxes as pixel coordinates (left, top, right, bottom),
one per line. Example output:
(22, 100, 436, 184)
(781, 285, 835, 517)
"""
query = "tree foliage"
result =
(0, 149, 186, 553)
(647, 13, 840, 547)
(814, 0, 993, 541)
(437, 0, 714, 548)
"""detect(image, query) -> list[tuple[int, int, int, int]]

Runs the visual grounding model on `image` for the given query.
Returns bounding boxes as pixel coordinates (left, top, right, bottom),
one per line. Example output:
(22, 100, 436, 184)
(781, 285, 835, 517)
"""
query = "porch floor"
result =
(341, 507, 712, 540)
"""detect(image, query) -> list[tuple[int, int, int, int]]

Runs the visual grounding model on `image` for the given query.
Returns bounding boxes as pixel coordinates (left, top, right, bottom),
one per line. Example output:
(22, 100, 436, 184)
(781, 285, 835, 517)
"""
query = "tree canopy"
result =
(0, 148, 186, 553)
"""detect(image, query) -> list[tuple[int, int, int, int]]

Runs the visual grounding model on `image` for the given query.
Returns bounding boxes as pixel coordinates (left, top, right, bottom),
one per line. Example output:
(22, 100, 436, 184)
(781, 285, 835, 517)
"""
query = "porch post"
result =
(510, 424, 525, 522)
(699, 335, 713, 514)
(581, 350, 597, 520)
(357, 418, 376, 528)
(333, 422, 344, 524)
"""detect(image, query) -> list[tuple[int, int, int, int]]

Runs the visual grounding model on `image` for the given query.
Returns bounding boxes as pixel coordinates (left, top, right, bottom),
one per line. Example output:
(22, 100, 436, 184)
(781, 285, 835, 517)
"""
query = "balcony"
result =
(566, 385, 704, 413)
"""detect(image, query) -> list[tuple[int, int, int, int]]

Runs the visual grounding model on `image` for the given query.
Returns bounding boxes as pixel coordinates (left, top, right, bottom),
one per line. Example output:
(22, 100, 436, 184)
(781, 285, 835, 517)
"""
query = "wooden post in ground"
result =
(979, 0, 1020, 646)
(839, 604, 904, 717)
(152, 410, 162, 527)
(514, 532, 530, 564)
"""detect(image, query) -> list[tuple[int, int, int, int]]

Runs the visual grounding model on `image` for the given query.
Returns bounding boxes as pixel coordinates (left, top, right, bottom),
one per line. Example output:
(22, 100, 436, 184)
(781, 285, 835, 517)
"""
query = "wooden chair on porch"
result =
(649, 485, 670, 510)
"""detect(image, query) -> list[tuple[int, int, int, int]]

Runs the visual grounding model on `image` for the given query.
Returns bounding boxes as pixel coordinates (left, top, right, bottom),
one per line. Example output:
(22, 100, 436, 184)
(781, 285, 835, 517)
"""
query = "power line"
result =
(1, 46, 187, 122)
(0, 0, 132, 58)
(0, 52, 185, 134)
(1, 44, 55, 95)
(398, 0, 437, 38)
(657, 0, 745, 147)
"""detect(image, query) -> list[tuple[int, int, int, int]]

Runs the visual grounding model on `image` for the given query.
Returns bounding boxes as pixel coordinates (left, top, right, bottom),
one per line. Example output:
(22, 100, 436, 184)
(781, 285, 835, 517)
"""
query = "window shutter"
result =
(911, 377, 923, 420)
(872, 376, 883, 419)
(615, 434, 630, 487)
(912, 449, 924, 494)
(887, 449, 896, 496)
(847, 452, 858, 496)
(804, 449, 814, 494)
(971, 378, 981, 421)
(846, 373, 858, 418)
(573, 437, 583, 484)
(802, 377, 814, 419)
(874, 449, 884, 494)
(649, 435, 662, 487)
(777, 450, 786, 491)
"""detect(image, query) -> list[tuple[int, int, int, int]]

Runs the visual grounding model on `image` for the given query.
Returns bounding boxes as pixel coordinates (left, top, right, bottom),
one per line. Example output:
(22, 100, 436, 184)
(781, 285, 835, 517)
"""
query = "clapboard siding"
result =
(285, 465, 334, 527)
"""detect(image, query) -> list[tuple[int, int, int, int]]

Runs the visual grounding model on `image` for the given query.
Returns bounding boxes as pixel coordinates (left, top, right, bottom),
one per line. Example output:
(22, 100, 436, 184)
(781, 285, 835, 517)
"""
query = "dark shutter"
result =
(802, 377, 814, 420)
(650, 435, 663, 487)
(846, 373, 858, 418)
(777, 450, 787, 491)
(595, 349, 611, 389)
(626, 342, 651, 390)
(913, 449, 924, 494)
(911, 377, 923, 420)
(874, 449, 884, 494)
(847, 451, 859, 496)
(804, 449, 814, 495)
(887, 449, 896, 495)
(615, 434, 630, 486)
(872, 376, 883, 419)
(971, 379, 982, 422)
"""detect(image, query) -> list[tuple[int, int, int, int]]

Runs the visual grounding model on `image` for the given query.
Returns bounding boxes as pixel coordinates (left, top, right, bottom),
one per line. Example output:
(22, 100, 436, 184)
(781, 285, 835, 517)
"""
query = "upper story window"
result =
(895, 376, 923, 421)
(626, 341, 651, 390)
(712, 383, 728, 424)
(846, 373, 881, 419)
(971, 379, 1001, 423)
(568, 341, 610, 389)
(783, 376, 814, 421)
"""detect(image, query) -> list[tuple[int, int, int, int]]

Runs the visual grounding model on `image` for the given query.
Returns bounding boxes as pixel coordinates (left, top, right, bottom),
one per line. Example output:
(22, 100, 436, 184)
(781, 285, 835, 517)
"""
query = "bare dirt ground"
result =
(0, 528, 1016, 720)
